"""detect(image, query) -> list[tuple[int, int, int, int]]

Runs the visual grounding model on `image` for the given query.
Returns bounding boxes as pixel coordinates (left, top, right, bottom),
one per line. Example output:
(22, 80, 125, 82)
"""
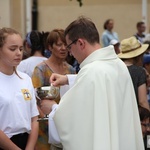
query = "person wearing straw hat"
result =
(118, 36, 149, 110)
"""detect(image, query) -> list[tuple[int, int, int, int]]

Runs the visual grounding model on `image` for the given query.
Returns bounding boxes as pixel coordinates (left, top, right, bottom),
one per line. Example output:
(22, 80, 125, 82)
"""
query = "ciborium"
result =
(36, 85, 59, 121)
(36, 85, 59, 100)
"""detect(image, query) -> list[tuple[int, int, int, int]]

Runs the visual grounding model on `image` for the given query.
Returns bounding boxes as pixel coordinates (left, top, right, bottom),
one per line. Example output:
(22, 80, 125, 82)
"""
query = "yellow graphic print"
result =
(21, 89, 32, 100)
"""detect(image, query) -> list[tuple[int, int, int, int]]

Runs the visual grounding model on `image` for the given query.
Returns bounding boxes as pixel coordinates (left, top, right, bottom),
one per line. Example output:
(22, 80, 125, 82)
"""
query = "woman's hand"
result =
(40, 100, 57, 115)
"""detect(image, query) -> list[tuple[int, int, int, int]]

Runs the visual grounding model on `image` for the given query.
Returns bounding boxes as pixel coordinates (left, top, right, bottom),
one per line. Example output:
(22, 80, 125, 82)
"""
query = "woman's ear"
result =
(48, 45, 53, 52)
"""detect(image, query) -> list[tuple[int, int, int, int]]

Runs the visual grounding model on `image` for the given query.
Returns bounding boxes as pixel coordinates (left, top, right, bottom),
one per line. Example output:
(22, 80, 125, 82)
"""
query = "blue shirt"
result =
(101, 30, 119, 47)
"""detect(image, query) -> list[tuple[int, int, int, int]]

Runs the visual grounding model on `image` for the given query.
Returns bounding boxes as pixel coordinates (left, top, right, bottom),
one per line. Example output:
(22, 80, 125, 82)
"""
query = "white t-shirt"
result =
(0, 71, 39, 138)
(17, 56, 47, 77)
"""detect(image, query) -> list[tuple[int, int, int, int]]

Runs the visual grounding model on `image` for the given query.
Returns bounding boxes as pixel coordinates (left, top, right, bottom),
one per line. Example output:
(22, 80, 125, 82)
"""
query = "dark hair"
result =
(103, 19, 113, 30)
(133, 53, 144, 65)
(26, 30, 45, 56)
(138, 105, 150, 121)
(144, 41, 150, 45)
(65, 16, 99, 44)
(42, 31, 50, 49)
(136, 21, 145, 28)
(46, 29, 66, 49)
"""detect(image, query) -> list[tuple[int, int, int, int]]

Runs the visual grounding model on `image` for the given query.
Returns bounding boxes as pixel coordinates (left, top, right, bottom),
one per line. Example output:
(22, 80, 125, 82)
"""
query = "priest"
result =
(41, 16, 144, 150)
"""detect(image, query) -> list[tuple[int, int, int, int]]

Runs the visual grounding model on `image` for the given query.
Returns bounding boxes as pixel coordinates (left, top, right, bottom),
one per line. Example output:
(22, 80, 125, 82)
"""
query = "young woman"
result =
(0, 27, 39, 150)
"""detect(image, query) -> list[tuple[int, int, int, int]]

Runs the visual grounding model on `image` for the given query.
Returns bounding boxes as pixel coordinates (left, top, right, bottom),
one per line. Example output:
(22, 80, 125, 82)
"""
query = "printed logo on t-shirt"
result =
(21, 89, 32, 100)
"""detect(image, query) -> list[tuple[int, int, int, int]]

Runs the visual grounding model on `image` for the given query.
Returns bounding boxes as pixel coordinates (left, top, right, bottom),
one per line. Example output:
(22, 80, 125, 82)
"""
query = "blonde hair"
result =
(0, 27, 22, 78)
(0, 27, 20, 47)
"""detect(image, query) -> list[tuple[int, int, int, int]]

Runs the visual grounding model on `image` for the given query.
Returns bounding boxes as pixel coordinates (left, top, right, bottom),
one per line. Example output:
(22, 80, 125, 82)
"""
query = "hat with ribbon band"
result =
(118, 36, 149, 59)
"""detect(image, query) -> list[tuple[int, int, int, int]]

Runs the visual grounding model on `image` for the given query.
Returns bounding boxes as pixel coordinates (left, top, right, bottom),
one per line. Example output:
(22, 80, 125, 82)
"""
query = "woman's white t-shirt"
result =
(0, 71, 39, 138)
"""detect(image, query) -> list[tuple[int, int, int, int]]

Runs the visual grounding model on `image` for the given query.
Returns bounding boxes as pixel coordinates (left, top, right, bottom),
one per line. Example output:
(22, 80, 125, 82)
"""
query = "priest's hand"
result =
(40, 100, 57, 115)
(50, 73, 68, 86)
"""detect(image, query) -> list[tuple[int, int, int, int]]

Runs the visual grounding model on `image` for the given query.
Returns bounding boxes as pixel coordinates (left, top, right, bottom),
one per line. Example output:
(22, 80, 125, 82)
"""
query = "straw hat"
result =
(118, 36, 149, 59)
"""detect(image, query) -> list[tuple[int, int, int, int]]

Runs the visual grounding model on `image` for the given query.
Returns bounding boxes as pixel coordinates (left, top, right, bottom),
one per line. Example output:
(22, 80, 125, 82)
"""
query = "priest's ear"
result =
(78, 38, 85, 49)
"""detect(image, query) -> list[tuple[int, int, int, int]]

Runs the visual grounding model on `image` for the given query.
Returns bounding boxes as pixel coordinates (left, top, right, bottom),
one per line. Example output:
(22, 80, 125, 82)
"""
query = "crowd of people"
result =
(0, 16, 150, 150)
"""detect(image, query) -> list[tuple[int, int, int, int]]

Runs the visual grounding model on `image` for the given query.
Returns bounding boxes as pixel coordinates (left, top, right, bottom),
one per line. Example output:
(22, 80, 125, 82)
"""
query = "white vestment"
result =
(52, 46, 144, 150)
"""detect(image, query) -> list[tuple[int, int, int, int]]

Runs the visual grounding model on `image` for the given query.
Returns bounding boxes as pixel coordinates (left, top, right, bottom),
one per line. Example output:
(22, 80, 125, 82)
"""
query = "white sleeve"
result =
(48, 104, 60, 144)
(66, 74, 77, 88)
(60, 85, 70, 97)
(48, 75, 77, 144)
(60, 74, 77, 97)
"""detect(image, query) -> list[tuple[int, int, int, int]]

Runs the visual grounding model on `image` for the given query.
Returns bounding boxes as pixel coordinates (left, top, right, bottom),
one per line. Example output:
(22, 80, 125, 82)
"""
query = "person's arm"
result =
(50, 73, 77, 87)
(40, 100, 60, 144)
(50, 74, 77, 97)
(40, 100, 56, 115)
(102, 34, 109, 47)
(25, 116, 39, 150)
(138, 83, 150, 110)
(25, 78, 39, 150)
(48, 104, 61, 144)
(50, 73, 69, 86)
(0, 130, 21, 150)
